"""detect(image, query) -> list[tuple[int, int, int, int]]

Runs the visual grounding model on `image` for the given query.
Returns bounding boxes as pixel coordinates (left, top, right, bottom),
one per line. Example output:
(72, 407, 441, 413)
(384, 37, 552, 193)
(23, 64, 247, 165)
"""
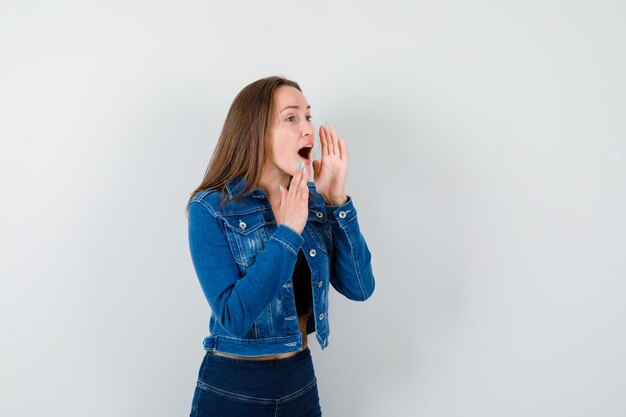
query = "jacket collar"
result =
(225, 175, 267, 199)
(224, 174, 325, 207)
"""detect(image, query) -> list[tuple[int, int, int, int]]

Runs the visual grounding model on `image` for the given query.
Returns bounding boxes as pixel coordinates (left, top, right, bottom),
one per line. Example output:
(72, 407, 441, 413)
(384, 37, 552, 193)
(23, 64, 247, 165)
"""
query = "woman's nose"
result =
(302, 122, 314, 136)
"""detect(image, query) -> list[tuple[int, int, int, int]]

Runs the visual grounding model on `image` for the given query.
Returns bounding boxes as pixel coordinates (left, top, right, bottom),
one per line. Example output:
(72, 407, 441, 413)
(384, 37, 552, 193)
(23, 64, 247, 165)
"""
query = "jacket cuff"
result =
(325, 195, 357, 225)
(270, 224, 305, 256)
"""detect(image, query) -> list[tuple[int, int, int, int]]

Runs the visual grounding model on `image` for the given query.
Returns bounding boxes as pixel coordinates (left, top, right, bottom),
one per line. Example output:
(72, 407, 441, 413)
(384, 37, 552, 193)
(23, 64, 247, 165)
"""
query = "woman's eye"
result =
(286, 116, 296, 122)
(306, 115, 313, 121)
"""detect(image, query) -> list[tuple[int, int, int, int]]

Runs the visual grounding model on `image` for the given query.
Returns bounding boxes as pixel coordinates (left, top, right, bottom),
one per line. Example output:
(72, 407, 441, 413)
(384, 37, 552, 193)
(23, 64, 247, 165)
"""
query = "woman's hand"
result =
(276, 162, 309, 235)
(312, 123, 348, 205)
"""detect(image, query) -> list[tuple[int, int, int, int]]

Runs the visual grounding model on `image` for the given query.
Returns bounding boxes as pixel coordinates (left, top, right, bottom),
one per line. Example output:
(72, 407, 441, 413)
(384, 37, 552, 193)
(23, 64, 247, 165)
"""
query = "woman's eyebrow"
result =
(280, 105, 311, 112)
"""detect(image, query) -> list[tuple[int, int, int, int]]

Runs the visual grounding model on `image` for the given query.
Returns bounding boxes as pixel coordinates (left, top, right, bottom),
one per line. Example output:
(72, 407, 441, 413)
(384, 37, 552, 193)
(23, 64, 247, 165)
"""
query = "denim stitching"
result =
(195, 377, 317, 405)
(209, 333, 301, 343)
(306, 225, 332, 255)
(270, 235, 298, 256)
(196, 380, 276, 404)
(278, 377, 318, 402)
(344, 221, 367, 300)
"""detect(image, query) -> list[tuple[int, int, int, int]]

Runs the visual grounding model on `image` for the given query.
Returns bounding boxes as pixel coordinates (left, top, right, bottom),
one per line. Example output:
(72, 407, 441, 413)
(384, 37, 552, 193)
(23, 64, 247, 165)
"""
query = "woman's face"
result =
(266, 85, 315, 177)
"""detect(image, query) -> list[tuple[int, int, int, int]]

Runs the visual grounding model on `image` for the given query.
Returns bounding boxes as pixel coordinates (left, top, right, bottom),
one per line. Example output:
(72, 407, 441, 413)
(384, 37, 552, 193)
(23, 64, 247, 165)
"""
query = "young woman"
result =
(186, 76, 375, 416)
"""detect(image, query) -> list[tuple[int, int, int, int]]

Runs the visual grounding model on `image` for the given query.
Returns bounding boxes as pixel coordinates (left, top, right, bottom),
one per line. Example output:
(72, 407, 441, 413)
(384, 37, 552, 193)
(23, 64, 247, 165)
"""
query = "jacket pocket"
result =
(307, 208, 333, 255)
(220, 211, 269, 268)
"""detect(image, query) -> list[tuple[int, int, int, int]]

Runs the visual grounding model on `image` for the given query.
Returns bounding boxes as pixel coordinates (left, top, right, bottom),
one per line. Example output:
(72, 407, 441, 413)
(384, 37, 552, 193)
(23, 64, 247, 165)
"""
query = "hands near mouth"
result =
(277, 123, 349, 235)
(312, 123, 348, 206)
(277, 162, 309, 235)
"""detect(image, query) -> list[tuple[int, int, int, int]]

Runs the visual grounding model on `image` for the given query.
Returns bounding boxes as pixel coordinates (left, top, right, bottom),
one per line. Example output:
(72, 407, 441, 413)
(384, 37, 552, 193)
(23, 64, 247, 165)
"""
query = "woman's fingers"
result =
(331, 126, 340, 156)
(278, 165, 309, 234)
(288, 167, 300, 195)
(321, 123, 342, 156)
(292, 165, 308, 200)
(320, 123, 347, 160)
(319, 125, 328, 157)
(339, 137, 348, 161)
(288, 164, 307, 197)
(325, 124, 335, 155)
(298, 168, 306, 193)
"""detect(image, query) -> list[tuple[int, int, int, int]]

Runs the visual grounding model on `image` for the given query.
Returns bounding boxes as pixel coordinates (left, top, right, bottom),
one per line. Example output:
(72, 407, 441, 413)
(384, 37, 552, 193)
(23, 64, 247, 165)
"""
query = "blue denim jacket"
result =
(187, 175, 375, 357)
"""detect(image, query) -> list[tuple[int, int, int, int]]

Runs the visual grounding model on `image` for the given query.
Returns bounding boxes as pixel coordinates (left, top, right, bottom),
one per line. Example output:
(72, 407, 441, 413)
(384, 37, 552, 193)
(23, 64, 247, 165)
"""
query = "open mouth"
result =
(298, 146, 312, 161)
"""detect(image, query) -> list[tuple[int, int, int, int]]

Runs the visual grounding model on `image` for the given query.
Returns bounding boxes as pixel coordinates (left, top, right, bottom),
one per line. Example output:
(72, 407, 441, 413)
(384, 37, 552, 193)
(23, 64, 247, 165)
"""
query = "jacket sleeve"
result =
(325, 195, 376, 301)
(187, 200, 304, 337)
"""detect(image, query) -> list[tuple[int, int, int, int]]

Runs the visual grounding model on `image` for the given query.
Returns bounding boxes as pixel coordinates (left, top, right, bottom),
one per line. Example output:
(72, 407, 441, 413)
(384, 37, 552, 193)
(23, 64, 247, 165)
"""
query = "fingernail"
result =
(301, 180, 307, 189)
(279, 184, 283, 192)
(296, 161, 304, 170)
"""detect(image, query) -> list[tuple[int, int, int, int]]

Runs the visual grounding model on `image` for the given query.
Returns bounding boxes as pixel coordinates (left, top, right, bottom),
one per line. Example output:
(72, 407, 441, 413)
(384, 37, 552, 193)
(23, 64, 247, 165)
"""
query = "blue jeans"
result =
(189, 347, 322, 416)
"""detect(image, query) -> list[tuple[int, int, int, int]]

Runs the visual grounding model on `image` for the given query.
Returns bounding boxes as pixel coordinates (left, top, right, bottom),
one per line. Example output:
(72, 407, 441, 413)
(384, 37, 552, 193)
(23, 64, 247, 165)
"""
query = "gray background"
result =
(1, 1, 625, 416)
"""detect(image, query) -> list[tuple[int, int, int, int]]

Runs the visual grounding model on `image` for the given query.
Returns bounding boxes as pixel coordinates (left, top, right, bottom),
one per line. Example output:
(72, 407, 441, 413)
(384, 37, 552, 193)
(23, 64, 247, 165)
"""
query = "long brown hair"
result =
(186, 75, 301, 215)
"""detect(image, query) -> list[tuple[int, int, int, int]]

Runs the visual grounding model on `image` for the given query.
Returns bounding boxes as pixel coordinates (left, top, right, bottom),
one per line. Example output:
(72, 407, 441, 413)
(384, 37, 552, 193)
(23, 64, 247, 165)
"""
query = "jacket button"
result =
(239, 220, 247, 230)
(309, 249, 316, 257)
(318, 313, 324, 320)
(317, 280, 322, 288)
(338, 211, 347, 219)
(315, 211, 323, 218)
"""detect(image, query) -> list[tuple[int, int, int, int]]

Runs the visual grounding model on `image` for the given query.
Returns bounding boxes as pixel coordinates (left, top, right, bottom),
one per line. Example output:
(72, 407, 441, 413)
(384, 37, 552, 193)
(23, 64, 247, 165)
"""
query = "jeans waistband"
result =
(205, 347, 311, 368)
(198, 347, 316, 399)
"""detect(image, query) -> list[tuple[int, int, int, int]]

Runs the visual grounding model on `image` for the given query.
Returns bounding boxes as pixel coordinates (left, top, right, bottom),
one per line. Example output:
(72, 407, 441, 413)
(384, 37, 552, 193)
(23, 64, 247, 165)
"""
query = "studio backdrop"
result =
(1, 1, 625, 416)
